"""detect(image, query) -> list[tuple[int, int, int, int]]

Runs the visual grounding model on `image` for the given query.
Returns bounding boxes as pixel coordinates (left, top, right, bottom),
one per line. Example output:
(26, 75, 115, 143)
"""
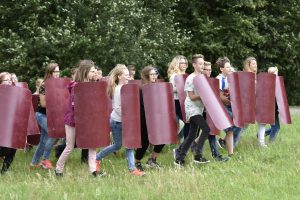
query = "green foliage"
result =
(0, 0, 189, 85)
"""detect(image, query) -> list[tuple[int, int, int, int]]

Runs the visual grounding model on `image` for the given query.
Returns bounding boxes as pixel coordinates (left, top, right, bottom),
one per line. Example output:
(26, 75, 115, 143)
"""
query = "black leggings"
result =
(176, 114, 210, 160)
(135, 122, 165, 161)
(0, 147, 17, 173)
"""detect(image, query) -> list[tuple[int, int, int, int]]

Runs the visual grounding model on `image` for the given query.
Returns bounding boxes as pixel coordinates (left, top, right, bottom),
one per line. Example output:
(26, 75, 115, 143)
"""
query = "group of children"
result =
(0, 55, 281, 176)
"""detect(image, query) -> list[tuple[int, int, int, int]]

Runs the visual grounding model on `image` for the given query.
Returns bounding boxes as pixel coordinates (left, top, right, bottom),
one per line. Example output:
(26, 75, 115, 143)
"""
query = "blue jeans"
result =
(96, 119, 135, 171)
(31, 112, 55, 164)
(265, 115, 280, 142)
(208, 135, 220, 157)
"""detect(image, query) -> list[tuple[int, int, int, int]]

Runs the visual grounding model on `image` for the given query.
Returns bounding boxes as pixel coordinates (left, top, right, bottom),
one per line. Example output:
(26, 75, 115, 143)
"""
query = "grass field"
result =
(1, 114, 300, 200)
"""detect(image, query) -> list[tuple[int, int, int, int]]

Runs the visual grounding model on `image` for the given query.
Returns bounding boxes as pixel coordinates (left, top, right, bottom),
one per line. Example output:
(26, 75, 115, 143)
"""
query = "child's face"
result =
(249, 60, 257, 73)
(1, 74, 12, 85)
(203, 65, 212, 77)
(87, 67, 96, 81)
(178, 58, 188, 72)
(52, 66, 60, 78)
(193, 58, 204, 73)
(118, 69, 130, 84)
(148, 69, 158, 83)
(221, 62, 232, 76)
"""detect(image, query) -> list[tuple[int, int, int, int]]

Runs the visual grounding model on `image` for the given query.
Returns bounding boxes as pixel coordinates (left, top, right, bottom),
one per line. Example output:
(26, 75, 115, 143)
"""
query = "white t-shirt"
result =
(110, 85, 122, 122)
(184, 73, 204, 121)
(169, 74, 178, 100)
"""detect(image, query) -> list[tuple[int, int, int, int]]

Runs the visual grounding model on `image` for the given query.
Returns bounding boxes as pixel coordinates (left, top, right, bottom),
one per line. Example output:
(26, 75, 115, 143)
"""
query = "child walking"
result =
(55, 60, 99, 177)
(173, 54, 210, 166)
(96, 64, 145, 176)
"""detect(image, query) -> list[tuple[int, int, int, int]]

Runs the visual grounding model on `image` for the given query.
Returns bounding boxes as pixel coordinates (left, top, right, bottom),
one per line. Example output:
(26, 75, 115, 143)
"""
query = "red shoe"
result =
(30, 163, 41, 168)
(130, 169, 145, 176)
(41, 160, 53, 169)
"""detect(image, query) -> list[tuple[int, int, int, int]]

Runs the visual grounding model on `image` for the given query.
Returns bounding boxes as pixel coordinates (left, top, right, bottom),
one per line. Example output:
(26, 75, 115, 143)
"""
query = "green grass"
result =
(1, 115, 300, 200)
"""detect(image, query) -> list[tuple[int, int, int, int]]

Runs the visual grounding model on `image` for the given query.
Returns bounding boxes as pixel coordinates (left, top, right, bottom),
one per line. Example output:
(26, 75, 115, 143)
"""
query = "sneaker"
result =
(174, 159, 185, 167)
(217, 138, 226, 149)
(55, 170, 63, 177)
(146, 158, 161, 169)
(41, 160, 53, 169)
(130, 169, 146, 176)
(194, 155, 210, 164)
(135, 162, 144, 172)
(214, 155, 229, 162)
(259, 144, 268, 148)
(96, 160, 101, 173)
(92, 171, 107, 177)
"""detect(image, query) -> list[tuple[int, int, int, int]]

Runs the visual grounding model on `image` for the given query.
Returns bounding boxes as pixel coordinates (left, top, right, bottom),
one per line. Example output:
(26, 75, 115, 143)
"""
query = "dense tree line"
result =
(0, 0, 299, 104)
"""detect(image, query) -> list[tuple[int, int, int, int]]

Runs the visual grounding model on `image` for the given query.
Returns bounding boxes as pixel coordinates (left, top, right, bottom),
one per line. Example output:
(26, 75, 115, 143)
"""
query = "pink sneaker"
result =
(130, 169, 145, 176)
(41, 160, 53, 169)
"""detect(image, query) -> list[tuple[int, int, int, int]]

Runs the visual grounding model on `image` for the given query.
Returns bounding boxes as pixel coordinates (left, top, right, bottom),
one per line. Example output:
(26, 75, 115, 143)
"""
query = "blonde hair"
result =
(204, 61, 211, 67)
(268, 67, 278, 75)
(243, 57, 257, 73)
(167, 55, 187, 78)
(0, 72, 11, 84)
(108, 64, 127, 97)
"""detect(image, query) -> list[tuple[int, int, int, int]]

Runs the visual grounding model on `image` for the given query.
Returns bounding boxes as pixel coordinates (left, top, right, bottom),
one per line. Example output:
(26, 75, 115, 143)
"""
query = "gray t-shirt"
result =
(111, 85, 122, 122)
(184, 73, 204, 121)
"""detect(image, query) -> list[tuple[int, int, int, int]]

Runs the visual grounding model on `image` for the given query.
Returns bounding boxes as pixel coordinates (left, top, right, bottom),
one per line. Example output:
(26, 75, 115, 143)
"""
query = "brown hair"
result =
(204, 61, 211, 67)
(44, 63, 59, 80)
(141, 65, 156, 85)
(216, 57, 230, 72)
(192, 54, 204, 64)
(74, 60, 95, 82)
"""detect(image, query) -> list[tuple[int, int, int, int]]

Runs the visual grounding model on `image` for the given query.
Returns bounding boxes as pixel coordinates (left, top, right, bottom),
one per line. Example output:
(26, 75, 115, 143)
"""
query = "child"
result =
(95, 64, 145, 176)
(135, 66, 165, 171)
(167, 55, 190, 139)
(215, 57, 241, 156)
(265, 67, 280, 142)
(173, 54, 210, 166)
(0, 72, 17, 174)
(192, 61, 229, 161)
(55, 60, 99, 177)
(244, 57, 267, 147)
(31, 63, 60, 169)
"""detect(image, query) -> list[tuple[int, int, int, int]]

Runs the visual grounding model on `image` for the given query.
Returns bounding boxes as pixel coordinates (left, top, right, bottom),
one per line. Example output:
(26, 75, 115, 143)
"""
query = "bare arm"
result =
(40, 94, 46, 107)
(188, 91, 201, 101)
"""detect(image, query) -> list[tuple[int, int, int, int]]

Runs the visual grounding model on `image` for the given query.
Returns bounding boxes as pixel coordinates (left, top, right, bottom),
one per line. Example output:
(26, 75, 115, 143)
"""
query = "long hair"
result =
(243, 57, 257, 73)
(74, 60, 95, 82)
(107, 64, 127, 97)
(44, 63, 59, 80)
(167, 55, 187, 78)
(141, 65, 156, 86)
(0, 72, 11, 84)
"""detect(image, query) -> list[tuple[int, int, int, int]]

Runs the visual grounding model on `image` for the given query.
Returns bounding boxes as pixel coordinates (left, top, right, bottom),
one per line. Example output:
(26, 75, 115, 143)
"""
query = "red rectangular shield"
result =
(228, 73, 244, 127)
(193, 74, 233, 130)
(121, 84, 141, 148)
(206, 78, 221, 135)
(142, 83, 178, 145)
(45, 78, 70, 138)
(0, 85, 31, 149)
(275, 76, 292, 124)
(74, 82, 110, 148)
(255, 73, 276, 124)
(174, 74, 189, 123)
